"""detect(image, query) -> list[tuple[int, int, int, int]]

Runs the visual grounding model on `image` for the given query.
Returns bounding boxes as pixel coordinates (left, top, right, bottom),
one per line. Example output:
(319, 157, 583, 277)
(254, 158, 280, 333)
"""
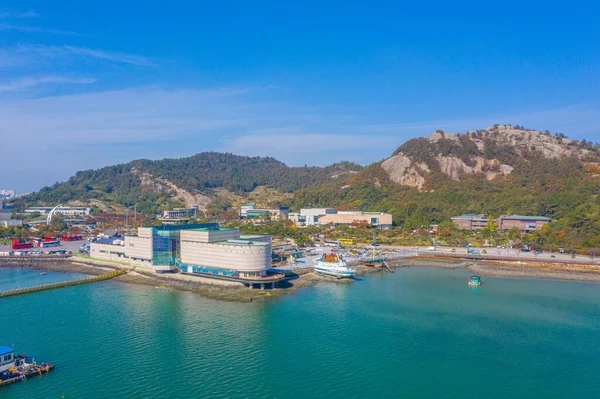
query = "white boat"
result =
(313, 253, 354, 278)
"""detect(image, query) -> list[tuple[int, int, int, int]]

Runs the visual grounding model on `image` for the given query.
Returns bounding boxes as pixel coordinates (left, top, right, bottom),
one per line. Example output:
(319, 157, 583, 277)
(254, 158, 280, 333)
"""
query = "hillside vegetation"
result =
(16, 152, 361, 214)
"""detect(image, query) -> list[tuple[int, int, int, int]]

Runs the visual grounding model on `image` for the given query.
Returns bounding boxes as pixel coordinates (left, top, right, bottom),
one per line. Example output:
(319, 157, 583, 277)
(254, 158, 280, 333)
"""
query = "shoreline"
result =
(2, 256, 600, 302)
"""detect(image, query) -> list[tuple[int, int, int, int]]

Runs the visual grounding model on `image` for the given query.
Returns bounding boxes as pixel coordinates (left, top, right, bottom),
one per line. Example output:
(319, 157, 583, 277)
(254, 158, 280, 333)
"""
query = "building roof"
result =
(217, 239, 269, 246)
(0, 346, 13, 356)
(96, 237, 119, 245)
(151, 223, 219, 231)
(240, 234, 269, 239)
(451, 214, 488, 220)
(500, 215, 552, 221)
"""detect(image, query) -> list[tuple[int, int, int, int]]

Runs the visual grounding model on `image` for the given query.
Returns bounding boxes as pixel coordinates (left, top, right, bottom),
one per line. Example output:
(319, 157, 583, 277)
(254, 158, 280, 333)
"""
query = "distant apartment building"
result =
(0, 200, 22, 227)
(239, 203, 289, 221)
(497, 215, 552, 233)
(451, 214, 490, 230)
(289, 208, 336, 226)
(25, 206, 93, 216)
(0, 189, 16, 200)
(318, 211, 393, 228)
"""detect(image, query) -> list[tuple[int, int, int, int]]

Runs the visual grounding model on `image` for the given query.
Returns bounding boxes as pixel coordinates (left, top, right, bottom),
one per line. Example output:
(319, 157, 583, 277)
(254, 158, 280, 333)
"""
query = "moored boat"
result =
(314, 252, 355, 278)
(0, 346, 54, 388)
(364, 259, 386, 267)
(468, 275, 483, 286)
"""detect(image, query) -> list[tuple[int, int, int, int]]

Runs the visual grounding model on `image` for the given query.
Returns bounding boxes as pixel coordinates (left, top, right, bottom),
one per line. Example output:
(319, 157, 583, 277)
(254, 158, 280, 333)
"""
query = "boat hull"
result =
(314, 267, 354, 278)
(364, 260, 385, 267)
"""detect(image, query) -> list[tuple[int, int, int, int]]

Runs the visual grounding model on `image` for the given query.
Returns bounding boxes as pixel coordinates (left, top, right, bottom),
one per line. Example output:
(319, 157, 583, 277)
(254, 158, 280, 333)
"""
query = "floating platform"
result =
(0, 362, 54, 388)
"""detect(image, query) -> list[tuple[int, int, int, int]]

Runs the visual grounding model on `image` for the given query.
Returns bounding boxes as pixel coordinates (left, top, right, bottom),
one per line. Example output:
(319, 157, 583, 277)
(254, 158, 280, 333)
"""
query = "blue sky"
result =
(1, 1, 599, 192)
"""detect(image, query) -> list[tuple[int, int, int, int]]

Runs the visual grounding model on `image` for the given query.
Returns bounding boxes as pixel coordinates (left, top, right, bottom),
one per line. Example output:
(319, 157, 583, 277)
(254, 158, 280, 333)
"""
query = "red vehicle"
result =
(61, 235, 83, 242)
(11, 240, 34, 250)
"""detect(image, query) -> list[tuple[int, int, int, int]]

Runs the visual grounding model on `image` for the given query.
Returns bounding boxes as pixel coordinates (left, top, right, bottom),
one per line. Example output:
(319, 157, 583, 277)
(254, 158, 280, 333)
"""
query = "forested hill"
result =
(18, 152, 361, 214)
(293, 125, 600, 249)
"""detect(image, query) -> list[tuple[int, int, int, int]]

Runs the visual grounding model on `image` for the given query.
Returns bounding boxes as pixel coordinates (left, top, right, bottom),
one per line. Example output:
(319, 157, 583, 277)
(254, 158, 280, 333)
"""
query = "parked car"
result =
(371, 242, 380, 247)
(48, 249, 72, 255)
(534, 250, 543, 255)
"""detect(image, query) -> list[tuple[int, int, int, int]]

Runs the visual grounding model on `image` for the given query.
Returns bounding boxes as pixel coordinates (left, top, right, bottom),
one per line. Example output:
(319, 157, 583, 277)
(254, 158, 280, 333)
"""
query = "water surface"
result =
(0, 267, 598, 398)
(0, 267, 85, 291)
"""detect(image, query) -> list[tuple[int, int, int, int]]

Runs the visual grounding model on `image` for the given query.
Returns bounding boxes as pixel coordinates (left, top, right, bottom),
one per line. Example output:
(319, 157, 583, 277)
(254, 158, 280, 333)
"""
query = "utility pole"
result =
(134, 205, 137, 225)
(126, 207, 130, 234)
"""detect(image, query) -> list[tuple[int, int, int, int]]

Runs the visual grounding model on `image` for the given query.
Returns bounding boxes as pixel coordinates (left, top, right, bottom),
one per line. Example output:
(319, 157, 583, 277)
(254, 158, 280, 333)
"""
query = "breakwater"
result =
(0, 268, 128, 298)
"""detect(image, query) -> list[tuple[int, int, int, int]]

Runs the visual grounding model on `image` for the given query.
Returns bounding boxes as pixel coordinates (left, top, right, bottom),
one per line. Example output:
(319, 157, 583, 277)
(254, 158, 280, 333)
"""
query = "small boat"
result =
(40, 272, 47, 275)
(364, 258, 386, 267)
(0, 346, 54, 388)
(468, 275, 483, 287)
(314, 252, 354, 278)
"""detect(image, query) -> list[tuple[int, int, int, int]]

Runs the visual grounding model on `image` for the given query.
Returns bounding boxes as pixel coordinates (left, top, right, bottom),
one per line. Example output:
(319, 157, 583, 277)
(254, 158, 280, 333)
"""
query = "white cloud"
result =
(0, 23, 77, 35)
(0, 45, 156, 69)
(61, 46, 156, 66)
(0, 10, 39, 19)
(0, 76, 96, 92)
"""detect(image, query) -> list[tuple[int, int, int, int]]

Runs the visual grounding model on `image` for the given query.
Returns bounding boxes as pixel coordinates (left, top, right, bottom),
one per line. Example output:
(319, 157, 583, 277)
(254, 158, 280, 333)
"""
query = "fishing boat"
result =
(314, 252, 354, 278)
(0, 346, 54, 388)
(468, 275, 483, 287)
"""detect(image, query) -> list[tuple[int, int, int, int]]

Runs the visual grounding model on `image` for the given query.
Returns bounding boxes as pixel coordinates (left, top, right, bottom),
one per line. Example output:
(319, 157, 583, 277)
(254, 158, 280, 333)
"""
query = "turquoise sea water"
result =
(1, 267, 599, 398)
(0, 268, 84, 291)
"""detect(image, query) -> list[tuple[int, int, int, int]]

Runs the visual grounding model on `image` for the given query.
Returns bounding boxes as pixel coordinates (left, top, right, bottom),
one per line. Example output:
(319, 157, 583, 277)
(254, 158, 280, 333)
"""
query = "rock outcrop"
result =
(382, 125, 591, 190)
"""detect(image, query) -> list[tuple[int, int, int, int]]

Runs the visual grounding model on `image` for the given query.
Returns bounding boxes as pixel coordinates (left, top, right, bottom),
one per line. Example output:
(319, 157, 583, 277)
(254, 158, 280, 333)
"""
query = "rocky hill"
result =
(380, 125, 598, 190)
(293, 125, 600, 249)
(16, 152, 361, 215)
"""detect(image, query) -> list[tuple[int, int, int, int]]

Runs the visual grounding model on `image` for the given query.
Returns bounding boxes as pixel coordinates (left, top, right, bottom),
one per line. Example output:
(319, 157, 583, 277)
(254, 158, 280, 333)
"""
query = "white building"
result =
(289, 208, 336, 226)
(0, 190, 16, 200)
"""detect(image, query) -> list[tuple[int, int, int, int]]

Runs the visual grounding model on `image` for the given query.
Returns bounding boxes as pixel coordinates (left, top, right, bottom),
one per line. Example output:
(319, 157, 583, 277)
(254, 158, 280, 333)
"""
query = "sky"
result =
(1, 1, 599, 192)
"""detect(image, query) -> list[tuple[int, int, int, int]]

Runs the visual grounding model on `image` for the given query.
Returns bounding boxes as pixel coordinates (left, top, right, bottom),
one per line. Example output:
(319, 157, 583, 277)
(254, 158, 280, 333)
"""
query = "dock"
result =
(0, 364, 55, 388)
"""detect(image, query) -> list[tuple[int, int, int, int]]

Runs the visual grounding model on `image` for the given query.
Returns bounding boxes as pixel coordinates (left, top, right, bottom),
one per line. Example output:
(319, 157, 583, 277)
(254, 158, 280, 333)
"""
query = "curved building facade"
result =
(180, 232, 271, 278)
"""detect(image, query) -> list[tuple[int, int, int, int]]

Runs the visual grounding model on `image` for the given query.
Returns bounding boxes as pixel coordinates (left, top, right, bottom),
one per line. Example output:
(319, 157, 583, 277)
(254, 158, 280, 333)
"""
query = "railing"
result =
(0, 268, 128, 298)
